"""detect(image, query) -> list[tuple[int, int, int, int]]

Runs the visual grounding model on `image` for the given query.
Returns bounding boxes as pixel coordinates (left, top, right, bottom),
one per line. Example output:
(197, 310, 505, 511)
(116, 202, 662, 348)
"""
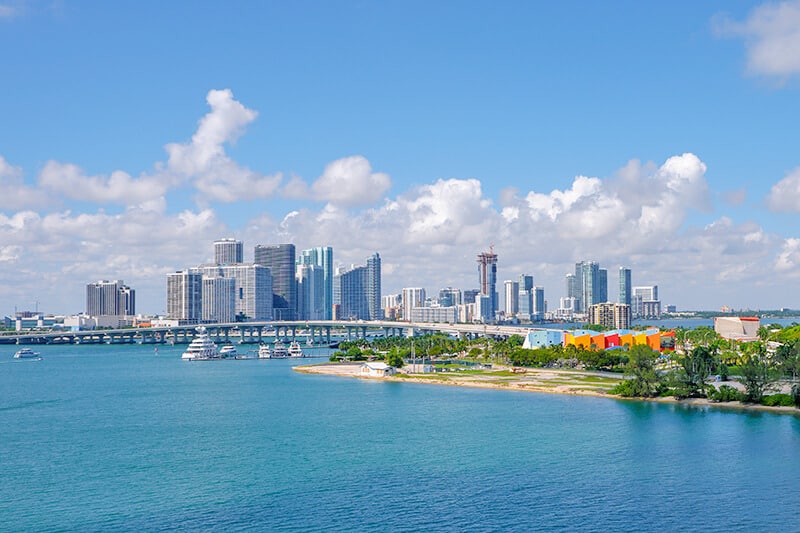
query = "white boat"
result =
(258, 344, 272, 359)
(181, 327, 219, 361)
(219, 345, 237, 358)
(288, 341, 304, 358)
(14, 347, 41, 359)
(271, 341, 289, 358)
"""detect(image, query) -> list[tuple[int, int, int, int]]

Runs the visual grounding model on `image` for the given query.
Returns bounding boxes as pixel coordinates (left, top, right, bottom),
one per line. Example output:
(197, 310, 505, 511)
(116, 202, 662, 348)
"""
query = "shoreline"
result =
(294, 363, 800, 416)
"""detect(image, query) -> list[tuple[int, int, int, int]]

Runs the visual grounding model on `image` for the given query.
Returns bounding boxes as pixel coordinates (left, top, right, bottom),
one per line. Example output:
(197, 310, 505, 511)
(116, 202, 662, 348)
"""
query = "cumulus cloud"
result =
(37, 161, 169, 206)
(765, 167, 800, 212)
(164, 89, 282, 202)
(776, 238, 800, 272)
(0, 155, 50, 210)
(310, 155, 391, 207)
(715, 0, 800, 78)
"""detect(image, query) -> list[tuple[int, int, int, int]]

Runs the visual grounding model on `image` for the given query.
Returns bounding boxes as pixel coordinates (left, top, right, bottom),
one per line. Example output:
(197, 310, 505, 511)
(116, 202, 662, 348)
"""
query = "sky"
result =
(2, 0, 800, 316)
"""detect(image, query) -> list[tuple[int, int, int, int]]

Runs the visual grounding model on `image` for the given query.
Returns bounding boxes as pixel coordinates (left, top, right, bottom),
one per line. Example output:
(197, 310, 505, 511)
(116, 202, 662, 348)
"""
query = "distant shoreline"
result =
(294, 363, 800, 416)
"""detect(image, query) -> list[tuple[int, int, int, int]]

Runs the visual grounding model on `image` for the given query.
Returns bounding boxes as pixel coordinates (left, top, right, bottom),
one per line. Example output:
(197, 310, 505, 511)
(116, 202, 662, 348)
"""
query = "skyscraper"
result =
(366, 252, 382, 320)
(518, 274, 534, 321)
(533, 286, 545, 320)
(297, 246, 333, 320)
(573, 261, 607, 313)
(477, 249, 498, 319)
(202, 276, 236, 323)
(214, 238, 243, 265)
(402, 288, 426, 322)
(504, 280, 519, 316)
(201, 264, 273, 321)
(296, 263, 325, 320)
(167, 270, 202, 323)
(86, 280, 135, 317)
(334, 265, 369, 320)
(254, 243, 297, 321)
(619, 267, 632, 307)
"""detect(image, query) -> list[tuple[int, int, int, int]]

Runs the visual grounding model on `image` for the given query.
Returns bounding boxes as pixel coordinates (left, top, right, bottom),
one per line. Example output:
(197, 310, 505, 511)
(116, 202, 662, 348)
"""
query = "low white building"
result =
(360, 362, 397, 377)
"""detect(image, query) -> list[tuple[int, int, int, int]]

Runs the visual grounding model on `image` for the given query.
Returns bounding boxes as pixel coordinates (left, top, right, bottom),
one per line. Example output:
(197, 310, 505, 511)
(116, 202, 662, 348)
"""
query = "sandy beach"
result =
(294, 362, 800, 415)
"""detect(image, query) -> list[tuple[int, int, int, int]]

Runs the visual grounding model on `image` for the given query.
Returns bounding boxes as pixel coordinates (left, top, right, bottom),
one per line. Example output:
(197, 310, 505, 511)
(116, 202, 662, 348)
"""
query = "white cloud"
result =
(715, 0, 800, 78)
(311, 155, 391, 207)
(776, 238, 800, 272)
(765, 167, 800, 212)
(0, 155, 50, 209)
(164, 89, 282, 202)
(37, 161, 169, 206)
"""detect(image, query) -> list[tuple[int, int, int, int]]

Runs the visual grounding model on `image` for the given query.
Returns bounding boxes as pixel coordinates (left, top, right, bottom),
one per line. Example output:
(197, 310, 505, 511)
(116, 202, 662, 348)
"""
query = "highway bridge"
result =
(0, 320, 550, 346)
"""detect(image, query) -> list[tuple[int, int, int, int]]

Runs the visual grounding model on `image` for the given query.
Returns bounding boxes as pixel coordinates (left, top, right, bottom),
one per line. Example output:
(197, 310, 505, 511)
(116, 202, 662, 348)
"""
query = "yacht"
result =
(271, 341, 289, 358)
(258, 344, 272, 359)
(219, 345, 237, 358)
(288, 341, 304, 358)
(181, 327, 219, 361)
(13, 347, 41, 359)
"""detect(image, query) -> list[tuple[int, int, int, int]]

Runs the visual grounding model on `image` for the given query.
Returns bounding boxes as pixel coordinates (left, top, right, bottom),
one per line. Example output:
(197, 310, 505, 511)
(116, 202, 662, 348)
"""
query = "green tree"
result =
(674, 345, 715, 398)
(738, 352, 779, 403)
(385, 350, 404, 368)
(614, 345, 663, 397)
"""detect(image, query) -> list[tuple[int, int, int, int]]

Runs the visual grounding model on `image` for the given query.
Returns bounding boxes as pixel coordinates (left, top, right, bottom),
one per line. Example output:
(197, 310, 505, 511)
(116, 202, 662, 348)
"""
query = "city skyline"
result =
(2, 1, 800, 314)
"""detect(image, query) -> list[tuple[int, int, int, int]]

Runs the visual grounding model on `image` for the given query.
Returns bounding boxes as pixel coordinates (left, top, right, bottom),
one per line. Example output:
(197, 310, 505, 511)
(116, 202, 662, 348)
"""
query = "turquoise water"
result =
(2, 345, 799, 532)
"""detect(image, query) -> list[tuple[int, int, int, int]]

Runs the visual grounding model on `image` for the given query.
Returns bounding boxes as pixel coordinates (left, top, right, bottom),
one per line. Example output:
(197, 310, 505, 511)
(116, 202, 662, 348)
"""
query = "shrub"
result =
(761, 394, 795, 407)
(709, 385, 745, 402)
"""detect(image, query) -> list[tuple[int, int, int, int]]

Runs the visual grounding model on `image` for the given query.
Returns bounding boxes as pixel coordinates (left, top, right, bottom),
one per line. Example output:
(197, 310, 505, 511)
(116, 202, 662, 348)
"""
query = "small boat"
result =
(271, 341, 289, 358)
(219, 345, 237, 358)
(288, 341, 304, 358)
(181, 326, 219, 361)
(14, 347, 41, 359)
(258, 344, 272, 359)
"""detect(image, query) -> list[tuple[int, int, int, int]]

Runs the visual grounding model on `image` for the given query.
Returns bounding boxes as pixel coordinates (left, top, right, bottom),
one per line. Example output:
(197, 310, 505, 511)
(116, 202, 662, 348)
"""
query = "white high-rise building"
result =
(504, 280, 519, 316)
(214, 238, 243, 265)
(201, 264, 273, 321)
(167, 270, 202, 323)
(297, 263, 325, 320)
(402, 288, 426, 322)
(202, 276, 236, 323)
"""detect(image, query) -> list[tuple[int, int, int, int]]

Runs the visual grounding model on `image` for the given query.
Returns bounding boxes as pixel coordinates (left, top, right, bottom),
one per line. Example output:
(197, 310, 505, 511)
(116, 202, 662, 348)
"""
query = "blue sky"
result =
(2, 0, 800, 315)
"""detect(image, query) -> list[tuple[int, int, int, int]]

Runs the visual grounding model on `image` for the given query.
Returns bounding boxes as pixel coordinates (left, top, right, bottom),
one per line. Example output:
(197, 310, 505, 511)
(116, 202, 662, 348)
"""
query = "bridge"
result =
(0, 320, 549, 346)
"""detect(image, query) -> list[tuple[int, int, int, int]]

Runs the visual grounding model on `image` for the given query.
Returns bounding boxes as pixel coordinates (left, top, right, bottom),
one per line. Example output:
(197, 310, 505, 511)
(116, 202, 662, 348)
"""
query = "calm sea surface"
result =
(2, 344, 799, 532)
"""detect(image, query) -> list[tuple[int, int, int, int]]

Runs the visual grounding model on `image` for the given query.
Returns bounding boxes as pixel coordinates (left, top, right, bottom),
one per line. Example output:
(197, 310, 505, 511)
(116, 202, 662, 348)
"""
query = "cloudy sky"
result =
(2, 0, 800, 316)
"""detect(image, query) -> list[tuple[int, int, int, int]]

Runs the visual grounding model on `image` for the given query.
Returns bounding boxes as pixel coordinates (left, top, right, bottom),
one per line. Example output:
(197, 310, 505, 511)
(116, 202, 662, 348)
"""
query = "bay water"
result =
(2, 344, 799, 532)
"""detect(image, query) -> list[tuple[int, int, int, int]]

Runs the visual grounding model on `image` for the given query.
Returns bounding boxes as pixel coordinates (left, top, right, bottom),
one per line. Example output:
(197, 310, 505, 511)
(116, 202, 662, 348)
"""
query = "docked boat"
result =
(258, 344, 272, 359)
(271, 341, 289, 358)
(181, 327, 219, 361)
(13, 347, 41, 359)
(288, 341, 304, 358)
(219, 345, 237, 358)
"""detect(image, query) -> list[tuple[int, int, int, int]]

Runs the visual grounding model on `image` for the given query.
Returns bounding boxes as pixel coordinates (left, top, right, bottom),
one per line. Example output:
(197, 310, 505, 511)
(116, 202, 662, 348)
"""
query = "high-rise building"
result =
(477, 249, 498, 319)
(167, 270, 202, 323)
(297, 246, 333, 320)
(334, 265, 368, 320)
(619, 267, 632, 307)
(401, 288, 426, 321)
(533, 286, 545, 320)
(202, 276, 236, 323)
(589, 302, 631, 329)
(254, 243, 297, 321)
(504, 280, 519, 316)
(438, 287, 462, 307)
(633, 285, 660, 318)
(201, 264, 273, 321)
(463, 289, 480, 304)
(366, 253, 382, 321)
(572, 261, 607, 313)
(214, 238, 243, 265)
(86, 280, 135, 317)
(296, 263, 325, 320)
